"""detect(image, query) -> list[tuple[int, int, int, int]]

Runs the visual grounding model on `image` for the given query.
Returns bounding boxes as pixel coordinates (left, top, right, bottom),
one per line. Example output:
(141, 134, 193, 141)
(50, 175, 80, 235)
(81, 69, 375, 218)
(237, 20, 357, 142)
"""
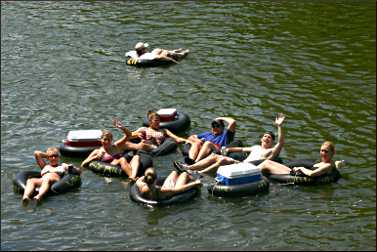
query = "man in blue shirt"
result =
(185, 117, 236, 164)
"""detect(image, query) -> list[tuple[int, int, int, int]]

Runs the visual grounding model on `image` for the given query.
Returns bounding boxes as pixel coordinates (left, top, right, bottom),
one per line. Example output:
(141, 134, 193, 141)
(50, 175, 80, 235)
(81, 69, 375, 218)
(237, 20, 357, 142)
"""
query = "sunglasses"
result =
(320, 149, 329, 153)
(48, 154, 59, 158)
(211, 122, 222, 128)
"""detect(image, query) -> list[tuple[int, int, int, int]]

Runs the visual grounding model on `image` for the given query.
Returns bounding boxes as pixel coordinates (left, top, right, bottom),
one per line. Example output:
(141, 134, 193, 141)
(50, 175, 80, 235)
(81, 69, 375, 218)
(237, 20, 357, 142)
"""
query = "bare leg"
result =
(188, 141, 202, 161)
(199, 155, 239, 175)
(112, 157, 132, 177)
(195, 141, 217, 162)
(152, 48, 163, 55)
(33, 180, 51, 201)
(257, 160, 291, 175)
(169, 48, 184, 53)
(129, 155, 141, 180)
(175, 172, 190, 187)
(188, 153, 219, 171)
(152, 48, 179, 63)
(168, 49, 188, 59)
(161, 171, 178, 190)
(159, 49, 169, 57)
(23, 178, 42, 201)
(33, 174, 60, 201)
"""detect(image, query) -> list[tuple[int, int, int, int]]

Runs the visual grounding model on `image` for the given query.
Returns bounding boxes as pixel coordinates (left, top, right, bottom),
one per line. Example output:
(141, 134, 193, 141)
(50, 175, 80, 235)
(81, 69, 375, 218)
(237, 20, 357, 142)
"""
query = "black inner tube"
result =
(207, 176, 269, 197)
(267, 159, 342, 185)
(13, 170, 81, 196)
(129, 177, 200, 206)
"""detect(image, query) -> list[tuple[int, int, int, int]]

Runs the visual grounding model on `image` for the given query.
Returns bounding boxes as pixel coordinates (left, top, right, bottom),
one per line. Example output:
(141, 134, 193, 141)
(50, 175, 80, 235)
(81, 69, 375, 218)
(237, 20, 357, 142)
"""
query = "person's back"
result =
(137, 168, 168, 201)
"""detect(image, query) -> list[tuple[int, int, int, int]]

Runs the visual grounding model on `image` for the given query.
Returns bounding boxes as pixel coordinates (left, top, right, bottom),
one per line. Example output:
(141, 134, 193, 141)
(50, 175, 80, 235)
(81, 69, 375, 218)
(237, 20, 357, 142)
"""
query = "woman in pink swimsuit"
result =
(81, 119, 153, 180)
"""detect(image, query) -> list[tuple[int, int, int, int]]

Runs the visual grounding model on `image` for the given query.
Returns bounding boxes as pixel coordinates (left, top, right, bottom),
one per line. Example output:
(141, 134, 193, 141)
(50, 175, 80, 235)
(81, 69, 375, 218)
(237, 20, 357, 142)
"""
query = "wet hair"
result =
(262, 131, 275, 141)
(211, 119, 225, 129)
(101, 130, 113, 140)
(144, 168, 156, 185)
(322, 141, 335, 156)
(147, 110, 160, 122)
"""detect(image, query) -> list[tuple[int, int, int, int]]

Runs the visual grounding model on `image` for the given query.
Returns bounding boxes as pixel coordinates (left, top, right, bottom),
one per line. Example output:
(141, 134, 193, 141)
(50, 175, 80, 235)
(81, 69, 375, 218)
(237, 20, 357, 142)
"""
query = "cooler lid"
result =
(67, 129, 102, 141)
(157, 108, 177, 116)
(217, 162, 261, 178)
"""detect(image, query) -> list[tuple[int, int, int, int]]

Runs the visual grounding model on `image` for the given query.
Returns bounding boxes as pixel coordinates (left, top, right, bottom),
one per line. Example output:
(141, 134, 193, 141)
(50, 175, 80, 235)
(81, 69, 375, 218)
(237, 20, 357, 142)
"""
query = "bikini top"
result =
(101, 152, 123, 163)
(138, 127, 166, 146)
(41, 163, 67, 177)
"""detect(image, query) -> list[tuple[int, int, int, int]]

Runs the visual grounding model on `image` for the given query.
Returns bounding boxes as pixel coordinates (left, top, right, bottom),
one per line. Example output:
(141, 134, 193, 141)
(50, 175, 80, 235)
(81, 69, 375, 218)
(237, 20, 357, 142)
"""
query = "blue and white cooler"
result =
(208, 162, 269, 197)
(215, 162, 262, 185)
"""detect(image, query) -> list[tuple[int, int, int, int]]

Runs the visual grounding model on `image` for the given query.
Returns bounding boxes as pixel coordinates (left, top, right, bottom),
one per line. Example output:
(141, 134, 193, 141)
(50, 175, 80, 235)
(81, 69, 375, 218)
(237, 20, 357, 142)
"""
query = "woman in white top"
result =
(258, 141, 342, 177)
(22, 147, 79, 202)
(173, 113, 286, 176)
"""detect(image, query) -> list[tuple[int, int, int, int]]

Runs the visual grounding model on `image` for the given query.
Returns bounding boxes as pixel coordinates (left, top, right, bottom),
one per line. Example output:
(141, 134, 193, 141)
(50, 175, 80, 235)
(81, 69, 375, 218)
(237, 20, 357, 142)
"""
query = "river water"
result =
(1, 1, 375, 250)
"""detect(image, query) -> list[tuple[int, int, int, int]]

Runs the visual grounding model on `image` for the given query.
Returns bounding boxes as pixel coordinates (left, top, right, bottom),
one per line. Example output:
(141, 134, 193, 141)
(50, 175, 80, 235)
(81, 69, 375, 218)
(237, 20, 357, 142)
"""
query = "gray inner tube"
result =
(207, 176, 269, 197)
(142, 112, 191, 133)
(13, 170, 81, 196)
(129, 177, 200, 207)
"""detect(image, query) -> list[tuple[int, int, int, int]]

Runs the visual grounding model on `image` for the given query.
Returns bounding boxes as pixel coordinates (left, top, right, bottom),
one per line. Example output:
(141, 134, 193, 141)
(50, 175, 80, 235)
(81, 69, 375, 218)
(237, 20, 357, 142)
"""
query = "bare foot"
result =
(22, 195, 30, 201)
(129, 177, 138, 183)
(33, 195, 42, 202)
(21, 196, 30, 206)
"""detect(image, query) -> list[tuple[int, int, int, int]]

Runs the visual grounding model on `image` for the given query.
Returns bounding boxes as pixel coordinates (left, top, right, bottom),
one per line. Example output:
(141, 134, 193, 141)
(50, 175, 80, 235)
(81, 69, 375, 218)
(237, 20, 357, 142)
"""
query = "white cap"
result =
(134, 42, 149, 51)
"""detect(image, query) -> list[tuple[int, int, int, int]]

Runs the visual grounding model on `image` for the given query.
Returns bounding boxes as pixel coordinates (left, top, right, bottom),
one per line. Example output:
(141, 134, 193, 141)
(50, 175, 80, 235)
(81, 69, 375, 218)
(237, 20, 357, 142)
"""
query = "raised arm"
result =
(113, 118, 132, 147)
(215, 117, 236, 132)
(34, 150, 48, 169)
(267, 113, 285, 160)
